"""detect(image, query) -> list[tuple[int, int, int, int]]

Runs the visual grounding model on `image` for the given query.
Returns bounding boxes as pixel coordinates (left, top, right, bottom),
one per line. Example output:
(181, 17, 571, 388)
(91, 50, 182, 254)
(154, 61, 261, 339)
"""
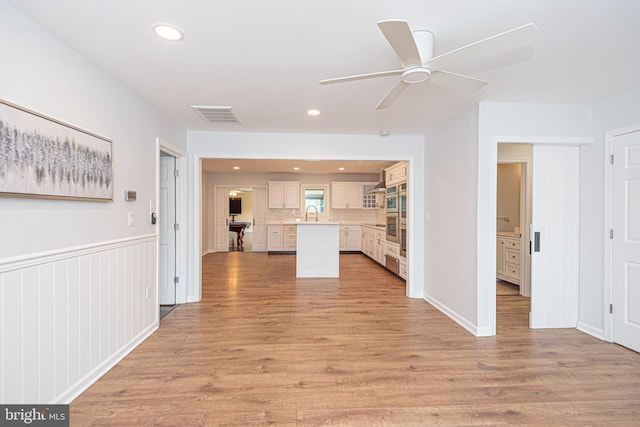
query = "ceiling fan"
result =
(319, 20, 538, 110)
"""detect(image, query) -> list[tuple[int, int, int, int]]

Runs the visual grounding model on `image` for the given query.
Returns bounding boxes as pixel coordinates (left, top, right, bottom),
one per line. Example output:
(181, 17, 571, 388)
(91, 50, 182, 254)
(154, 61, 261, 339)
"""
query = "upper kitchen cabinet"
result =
(268, 181, 300, 209)
(385, 161, 408, 186)
(331, 182, 378, 209)
(331, 182, 363, 209)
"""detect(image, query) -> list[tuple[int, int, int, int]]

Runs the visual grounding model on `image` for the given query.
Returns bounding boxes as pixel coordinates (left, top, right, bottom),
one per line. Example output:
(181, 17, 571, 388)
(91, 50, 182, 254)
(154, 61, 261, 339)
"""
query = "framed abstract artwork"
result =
(0, 98, 113, 201)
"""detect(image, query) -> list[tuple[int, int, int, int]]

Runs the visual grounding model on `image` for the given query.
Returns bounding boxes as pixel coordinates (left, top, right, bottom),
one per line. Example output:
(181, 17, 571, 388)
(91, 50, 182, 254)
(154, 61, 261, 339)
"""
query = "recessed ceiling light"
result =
(152, 24, 184, 41)
(293, 167, 300, 171)
(233, 166, 240, 170)
(307, 109, 320, 117)
(338, 167, 345, 171)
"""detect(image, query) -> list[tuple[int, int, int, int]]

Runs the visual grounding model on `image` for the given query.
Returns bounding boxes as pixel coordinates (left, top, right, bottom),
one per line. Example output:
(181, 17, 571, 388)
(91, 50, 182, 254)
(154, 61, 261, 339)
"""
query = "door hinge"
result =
(610, 229, 613, 239)
(610, 303, 613, 314)
(610, 154, 614, 165)
(174, 223, 180, 231)
(174, 169, 180, 177)
(174, 276, 179, 285)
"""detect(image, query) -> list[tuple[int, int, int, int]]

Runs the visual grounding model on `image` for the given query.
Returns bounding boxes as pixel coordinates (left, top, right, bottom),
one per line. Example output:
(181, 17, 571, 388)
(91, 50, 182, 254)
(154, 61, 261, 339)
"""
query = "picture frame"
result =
(0, 98, 113, 201)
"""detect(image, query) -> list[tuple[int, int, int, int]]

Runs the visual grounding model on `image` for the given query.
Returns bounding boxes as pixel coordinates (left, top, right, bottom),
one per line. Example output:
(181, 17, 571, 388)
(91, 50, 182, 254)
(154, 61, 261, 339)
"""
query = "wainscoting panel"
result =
(0, 235, 159, 404)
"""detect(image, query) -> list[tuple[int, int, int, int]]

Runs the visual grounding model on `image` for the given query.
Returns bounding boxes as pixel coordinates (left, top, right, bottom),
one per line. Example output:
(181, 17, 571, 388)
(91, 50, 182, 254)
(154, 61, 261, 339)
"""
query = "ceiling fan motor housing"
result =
(401, 30, 434, 84)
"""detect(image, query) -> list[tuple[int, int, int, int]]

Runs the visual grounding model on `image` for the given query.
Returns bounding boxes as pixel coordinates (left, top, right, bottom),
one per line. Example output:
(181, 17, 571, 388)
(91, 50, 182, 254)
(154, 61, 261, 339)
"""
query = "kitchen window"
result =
(302, 185, 329, 217)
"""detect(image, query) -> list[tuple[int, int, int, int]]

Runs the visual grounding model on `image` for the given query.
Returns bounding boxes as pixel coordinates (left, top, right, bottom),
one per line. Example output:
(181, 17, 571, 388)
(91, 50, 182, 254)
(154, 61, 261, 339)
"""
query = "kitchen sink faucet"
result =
(305, 205, 319, 222)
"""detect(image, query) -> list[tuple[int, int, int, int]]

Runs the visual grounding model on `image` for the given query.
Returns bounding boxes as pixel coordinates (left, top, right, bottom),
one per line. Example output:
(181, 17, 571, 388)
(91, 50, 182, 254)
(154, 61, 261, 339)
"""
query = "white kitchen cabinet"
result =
(496, 234, 521, 285)
(268, 224, 297, 252)
(339, 225, 361, 251)
(268, 181, 300, 209)
(283, 224, 297, 251)
(385, 161, 408, 187)
(374, 229, 386, 264)
(331, 182, 363, 209)
(268, 225, 283, 251)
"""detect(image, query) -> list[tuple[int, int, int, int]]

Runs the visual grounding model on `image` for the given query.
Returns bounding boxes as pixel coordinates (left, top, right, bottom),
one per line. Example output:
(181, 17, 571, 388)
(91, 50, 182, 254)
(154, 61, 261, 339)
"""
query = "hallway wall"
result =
(0, 1, 186, 403)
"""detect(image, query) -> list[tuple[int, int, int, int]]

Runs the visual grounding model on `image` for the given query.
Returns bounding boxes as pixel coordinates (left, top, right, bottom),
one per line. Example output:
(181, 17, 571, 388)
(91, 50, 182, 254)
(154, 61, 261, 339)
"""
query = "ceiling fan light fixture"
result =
(402, 67, 431, 84)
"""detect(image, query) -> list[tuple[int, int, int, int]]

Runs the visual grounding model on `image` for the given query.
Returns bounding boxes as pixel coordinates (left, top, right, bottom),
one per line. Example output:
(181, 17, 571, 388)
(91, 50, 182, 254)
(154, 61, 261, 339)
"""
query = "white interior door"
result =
(530, 146, 579, 328)
(215, 187, 230, 252)
(159, 155, 176, 305)
(252, 187, 268, 252)
(612, 130, 640, 352)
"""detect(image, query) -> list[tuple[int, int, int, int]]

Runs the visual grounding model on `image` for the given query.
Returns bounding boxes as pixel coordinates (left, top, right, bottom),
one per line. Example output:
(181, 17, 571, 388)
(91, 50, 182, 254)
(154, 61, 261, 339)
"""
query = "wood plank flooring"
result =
(70, 253, 640, 426)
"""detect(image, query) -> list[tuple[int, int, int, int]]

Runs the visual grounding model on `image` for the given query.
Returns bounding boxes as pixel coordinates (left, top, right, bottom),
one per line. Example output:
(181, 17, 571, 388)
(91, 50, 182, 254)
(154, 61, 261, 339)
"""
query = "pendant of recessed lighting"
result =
(152, 24, 184, 41)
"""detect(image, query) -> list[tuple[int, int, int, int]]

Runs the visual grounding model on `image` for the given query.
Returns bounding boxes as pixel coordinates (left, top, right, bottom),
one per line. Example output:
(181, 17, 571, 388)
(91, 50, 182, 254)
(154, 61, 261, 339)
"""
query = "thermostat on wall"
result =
(124, 190, 137, 201)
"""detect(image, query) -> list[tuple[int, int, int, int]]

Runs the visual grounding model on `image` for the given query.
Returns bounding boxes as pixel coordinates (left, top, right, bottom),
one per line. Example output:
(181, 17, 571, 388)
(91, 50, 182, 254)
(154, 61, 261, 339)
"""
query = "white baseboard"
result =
(577, 321, 606, 341)
(423, 294, 482, 336)
(56, 322, 159, 404)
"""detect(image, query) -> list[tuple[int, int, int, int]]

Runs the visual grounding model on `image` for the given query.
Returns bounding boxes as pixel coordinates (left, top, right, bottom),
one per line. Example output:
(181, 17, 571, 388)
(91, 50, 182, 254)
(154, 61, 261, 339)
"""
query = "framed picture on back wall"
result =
(0, 98, 113, 201)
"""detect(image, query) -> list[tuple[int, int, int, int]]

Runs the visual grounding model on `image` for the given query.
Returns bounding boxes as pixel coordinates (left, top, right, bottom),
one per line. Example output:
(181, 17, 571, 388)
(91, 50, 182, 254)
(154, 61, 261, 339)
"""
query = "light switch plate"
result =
(128, 211, 135, 226)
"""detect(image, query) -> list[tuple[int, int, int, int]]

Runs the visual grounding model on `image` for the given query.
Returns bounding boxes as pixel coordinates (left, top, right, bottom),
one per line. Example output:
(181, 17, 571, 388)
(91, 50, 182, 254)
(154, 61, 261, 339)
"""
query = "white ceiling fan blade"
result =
(319, 69, 403, 85)
(425, 23, 539, 71)
(377, 20, 422, 67)
(376, 80, 410, 110)
(429, 70, 488, 92)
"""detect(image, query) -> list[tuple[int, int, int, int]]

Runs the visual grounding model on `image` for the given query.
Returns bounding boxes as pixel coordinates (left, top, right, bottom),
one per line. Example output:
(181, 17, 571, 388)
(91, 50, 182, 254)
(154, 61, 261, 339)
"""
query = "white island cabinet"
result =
(296, 222, 340, 278)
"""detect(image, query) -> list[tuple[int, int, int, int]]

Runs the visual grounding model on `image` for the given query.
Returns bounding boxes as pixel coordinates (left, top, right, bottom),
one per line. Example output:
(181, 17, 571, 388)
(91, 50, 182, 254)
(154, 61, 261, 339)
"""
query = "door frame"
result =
(488, 136, 592, 335)
(604, 122, 640, 342)
(157, 138, 188, 304)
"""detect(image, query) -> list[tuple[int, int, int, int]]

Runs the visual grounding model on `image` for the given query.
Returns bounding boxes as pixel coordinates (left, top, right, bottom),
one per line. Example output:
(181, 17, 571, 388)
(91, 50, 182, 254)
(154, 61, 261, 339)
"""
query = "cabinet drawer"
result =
(504, 238, 520, 250)
(284, 232, 297, 241)
(505, 262, 520, 280)
(385, 242, 400, 257)
(505, 248, 520, 264)
(284, 242, 297, 250)
(284, 225, 297, 233)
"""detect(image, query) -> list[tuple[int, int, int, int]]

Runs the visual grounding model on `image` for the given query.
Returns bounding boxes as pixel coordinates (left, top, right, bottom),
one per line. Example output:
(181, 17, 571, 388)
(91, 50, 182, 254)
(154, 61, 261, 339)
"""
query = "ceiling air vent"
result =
(191, 105, 241, 124)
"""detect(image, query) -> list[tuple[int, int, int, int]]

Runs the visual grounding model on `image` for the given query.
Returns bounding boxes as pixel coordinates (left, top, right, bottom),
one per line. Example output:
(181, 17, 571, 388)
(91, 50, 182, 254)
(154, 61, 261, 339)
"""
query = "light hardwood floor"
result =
(70, 253, 640, 426)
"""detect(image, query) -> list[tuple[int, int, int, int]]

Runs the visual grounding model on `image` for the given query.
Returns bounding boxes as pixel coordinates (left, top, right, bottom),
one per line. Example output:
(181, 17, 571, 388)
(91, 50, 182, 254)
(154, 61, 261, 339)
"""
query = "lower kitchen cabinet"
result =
(339, 225, 361, 252)
(268, 224, 297, 252)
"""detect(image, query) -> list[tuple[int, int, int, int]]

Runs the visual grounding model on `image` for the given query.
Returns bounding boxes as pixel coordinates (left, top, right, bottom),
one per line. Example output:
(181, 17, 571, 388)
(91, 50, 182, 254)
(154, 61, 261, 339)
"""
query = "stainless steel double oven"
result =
(386, 181, 407, 257)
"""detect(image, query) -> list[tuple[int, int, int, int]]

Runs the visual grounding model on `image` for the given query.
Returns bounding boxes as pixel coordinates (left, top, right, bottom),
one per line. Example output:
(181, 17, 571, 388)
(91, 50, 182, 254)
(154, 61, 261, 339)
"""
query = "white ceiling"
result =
(9, 0, 640, 138)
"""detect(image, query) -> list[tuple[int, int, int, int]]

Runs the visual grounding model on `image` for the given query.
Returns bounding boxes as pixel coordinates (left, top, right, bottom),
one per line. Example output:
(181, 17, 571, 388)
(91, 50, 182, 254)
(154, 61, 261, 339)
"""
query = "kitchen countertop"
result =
(497, 231, 521, 238)
(269, 221, 385, 229)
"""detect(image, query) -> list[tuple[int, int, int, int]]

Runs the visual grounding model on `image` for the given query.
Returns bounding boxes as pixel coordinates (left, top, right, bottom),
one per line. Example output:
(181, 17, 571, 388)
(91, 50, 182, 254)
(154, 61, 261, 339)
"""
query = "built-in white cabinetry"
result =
(496, 234, 521, 285)
(331, 182, 363, 209)
(268, 181, 300, 209)
(339, 225, 361, 252)
(268, 224, 297, 252)
(385, 161, 408, 187)
(361, 225, 386, 264)
(283, 225, 297, 251)
(331, 182, 378, 209)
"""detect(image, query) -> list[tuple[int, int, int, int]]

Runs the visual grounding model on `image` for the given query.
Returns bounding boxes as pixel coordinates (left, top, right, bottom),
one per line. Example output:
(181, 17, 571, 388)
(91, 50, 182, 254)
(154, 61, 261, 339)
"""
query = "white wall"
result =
(188, 131, 425, 300)
(424, 106, 480, 333)
(496, 164, 521, 232)
(0, 1, 185, 403)
(584, 88, 640, 337)
(477, 102, 592, 335)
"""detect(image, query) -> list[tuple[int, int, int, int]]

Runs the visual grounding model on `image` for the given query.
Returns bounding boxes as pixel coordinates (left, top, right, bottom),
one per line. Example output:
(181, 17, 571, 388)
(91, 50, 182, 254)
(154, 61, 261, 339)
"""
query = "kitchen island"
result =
(295, 221, 340, 278)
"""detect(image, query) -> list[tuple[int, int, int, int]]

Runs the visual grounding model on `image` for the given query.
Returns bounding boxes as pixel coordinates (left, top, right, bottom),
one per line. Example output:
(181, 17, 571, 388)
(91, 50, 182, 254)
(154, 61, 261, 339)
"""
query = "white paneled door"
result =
(215, 187, 231, 252)
(252, 187, 268, 252)
(159, 155, 176, 305)
(530, 146, 580, 328)
(612, 130, 640, 352)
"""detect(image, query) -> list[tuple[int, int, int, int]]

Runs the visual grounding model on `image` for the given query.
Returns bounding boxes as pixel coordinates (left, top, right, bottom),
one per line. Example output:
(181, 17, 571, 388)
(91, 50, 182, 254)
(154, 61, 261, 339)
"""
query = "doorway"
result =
(494, 142, 580, 331)
(214, 185, 268, 253)
(159, 151, 177, 318)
